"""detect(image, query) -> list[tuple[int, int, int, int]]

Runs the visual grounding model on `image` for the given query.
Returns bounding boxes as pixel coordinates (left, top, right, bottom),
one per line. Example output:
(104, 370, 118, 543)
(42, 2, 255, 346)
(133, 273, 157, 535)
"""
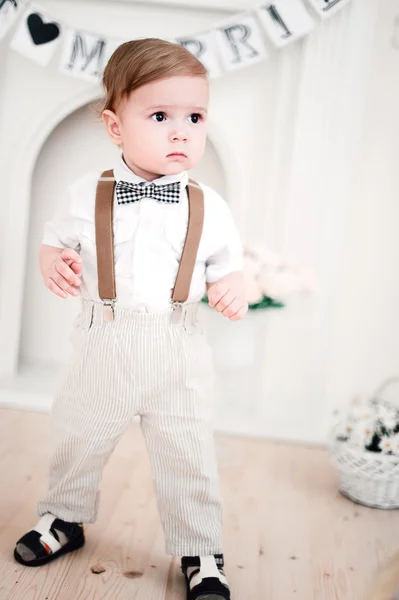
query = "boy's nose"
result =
(169, 130, 188, 142)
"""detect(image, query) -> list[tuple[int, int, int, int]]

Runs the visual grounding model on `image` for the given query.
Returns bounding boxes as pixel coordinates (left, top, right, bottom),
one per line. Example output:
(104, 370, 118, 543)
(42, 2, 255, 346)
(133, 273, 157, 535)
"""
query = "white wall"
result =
(324, 0, 399, 417)
(1, 0, 397, 445)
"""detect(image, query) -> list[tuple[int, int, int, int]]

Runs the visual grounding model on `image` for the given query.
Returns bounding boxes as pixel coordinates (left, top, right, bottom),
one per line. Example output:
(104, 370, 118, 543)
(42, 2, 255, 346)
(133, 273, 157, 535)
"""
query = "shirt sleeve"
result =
(41, 171, 99, 250)
(204, 186, 244, 283)
(42, 184, 80, 250)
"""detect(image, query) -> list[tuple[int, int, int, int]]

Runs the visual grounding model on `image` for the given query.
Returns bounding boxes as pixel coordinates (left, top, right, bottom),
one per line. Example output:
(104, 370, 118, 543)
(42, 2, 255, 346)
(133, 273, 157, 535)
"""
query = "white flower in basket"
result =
(349, 420, 375, 449)
(379, 433, 399, 455)
(329, 377, 399, 509)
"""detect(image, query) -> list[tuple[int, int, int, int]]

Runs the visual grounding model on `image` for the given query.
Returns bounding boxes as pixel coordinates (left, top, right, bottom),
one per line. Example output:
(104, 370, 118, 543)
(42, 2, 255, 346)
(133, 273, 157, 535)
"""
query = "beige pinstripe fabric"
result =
(37, 300, 224, 556)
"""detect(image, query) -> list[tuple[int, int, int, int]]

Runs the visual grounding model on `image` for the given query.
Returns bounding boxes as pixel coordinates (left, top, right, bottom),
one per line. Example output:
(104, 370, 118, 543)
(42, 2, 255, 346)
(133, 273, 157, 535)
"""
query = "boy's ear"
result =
(102, 110, 122, 145)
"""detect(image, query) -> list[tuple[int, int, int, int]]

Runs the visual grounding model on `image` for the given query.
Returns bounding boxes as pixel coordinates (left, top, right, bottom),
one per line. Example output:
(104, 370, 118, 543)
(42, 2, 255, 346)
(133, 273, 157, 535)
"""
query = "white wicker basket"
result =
(329, 377, 399, 509)
(330, 442, 399, 509)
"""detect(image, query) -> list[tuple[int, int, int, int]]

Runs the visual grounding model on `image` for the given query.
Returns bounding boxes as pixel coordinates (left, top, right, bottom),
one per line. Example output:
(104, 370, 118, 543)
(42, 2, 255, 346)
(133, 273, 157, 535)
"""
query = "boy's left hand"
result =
(207, 272, 248, 321)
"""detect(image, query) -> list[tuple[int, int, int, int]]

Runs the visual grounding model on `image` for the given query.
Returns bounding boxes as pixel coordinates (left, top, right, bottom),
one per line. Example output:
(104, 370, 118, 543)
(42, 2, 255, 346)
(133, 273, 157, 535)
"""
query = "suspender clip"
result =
(103, 299, 116, 322)
(171, 302, 183, 325)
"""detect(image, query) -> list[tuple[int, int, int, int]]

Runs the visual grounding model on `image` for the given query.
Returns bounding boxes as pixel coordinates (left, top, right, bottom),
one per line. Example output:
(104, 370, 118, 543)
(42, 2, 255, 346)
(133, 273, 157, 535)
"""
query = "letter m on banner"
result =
(60, 28, 106, 81)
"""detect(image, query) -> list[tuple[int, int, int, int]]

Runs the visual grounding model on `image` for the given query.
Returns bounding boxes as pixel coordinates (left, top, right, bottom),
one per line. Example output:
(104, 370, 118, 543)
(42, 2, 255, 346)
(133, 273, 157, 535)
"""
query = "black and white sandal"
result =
(14, 513, 85, 567)
(181, 554, 231, 600)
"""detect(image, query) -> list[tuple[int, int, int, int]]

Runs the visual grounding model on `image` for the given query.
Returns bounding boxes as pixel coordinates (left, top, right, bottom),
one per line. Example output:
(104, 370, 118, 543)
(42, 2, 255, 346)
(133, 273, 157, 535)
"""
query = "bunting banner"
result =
(2, 0, 352, 81)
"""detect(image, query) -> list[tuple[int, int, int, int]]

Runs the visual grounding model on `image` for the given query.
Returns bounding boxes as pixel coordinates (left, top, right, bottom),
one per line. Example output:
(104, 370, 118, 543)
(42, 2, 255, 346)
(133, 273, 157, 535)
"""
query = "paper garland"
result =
(3, 0, 352, 83)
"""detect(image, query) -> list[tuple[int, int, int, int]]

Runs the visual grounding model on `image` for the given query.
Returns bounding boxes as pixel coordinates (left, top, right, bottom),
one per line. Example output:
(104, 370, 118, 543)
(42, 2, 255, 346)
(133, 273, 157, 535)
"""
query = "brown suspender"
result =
(94, 169, 204, 320)
(171, 179, 204, 303)
(95, 169, 117, 302)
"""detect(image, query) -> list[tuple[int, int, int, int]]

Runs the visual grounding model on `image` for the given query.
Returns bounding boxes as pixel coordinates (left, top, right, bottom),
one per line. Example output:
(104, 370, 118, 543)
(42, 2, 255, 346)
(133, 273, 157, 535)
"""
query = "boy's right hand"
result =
(44, 248, 82, 299)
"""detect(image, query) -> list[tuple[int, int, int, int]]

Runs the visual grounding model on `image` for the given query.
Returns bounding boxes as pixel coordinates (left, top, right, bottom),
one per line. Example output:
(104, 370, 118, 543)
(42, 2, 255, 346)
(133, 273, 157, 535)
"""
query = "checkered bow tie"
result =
(116, 180, 181, 205)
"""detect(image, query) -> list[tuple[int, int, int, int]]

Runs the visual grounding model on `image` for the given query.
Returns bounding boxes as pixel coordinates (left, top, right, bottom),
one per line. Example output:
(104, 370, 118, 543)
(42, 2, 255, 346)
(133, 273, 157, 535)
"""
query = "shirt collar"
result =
(113, 154, 189, 188)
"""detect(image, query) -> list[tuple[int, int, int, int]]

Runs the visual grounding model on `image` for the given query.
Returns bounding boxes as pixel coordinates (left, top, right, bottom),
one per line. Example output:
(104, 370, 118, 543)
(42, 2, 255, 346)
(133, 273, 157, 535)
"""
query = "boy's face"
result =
(103, 75, 209, 181)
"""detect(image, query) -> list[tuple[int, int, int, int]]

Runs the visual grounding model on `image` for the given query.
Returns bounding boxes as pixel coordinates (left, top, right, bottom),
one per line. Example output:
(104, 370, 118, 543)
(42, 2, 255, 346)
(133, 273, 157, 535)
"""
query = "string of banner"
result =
(0, 0, 352, 83)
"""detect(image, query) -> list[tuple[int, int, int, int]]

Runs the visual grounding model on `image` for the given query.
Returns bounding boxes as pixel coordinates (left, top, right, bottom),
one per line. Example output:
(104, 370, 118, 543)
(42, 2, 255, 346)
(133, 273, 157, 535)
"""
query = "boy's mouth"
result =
(167, 152, 187, 159)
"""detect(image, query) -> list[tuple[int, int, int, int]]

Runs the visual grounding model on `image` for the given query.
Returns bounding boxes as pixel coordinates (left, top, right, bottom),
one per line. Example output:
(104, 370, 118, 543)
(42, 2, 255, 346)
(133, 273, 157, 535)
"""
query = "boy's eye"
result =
(151, 112, 166, 122)
(188, 113, 202, 124)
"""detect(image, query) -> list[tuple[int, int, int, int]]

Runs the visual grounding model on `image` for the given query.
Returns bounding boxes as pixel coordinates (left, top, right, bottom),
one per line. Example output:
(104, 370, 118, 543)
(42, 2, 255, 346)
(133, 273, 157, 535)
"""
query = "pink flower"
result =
(241, 243, 316, 303)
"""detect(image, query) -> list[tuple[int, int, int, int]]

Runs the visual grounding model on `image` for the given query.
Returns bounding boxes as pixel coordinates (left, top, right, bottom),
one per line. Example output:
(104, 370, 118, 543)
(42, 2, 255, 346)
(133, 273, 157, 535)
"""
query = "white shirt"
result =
(42, 155, 243, 312)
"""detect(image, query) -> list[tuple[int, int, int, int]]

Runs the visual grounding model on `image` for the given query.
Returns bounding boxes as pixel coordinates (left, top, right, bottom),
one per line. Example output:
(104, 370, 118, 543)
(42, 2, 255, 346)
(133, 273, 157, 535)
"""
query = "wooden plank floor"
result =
(0, 408, 398, 600)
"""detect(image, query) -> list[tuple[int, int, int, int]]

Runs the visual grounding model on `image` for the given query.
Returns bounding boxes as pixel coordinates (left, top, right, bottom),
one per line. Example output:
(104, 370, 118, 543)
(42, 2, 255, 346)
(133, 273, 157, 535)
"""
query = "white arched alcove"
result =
(0, 80, 241, 411)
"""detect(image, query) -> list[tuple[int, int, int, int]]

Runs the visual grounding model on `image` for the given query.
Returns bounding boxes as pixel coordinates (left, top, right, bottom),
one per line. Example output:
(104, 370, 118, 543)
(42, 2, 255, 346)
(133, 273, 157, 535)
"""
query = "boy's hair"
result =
(101, 38, 207, 113)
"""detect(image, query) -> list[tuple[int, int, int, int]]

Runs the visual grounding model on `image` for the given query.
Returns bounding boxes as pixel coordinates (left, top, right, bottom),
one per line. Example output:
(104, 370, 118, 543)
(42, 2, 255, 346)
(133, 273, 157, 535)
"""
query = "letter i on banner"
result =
(59, 28, 107, 82)
(256, 0, 314, 48)
(10, 3, 61, 66)
(306, 0, 352, 19)
(0, 0, 27, 42)
(215, 12, 268, 72)
(176, 31, 221, 79)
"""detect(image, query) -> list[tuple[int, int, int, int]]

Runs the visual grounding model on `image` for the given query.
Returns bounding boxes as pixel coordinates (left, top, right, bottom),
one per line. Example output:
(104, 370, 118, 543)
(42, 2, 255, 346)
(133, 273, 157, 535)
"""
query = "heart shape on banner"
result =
(27, 12, 60, 45)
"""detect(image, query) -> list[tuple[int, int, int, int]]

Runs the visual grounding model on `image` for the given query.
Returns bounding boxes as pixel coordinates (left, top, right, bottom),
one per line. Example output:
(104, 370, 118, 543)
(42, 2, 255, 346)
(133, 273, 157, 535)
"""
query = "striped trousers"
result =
(37, 300, 224, 556)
